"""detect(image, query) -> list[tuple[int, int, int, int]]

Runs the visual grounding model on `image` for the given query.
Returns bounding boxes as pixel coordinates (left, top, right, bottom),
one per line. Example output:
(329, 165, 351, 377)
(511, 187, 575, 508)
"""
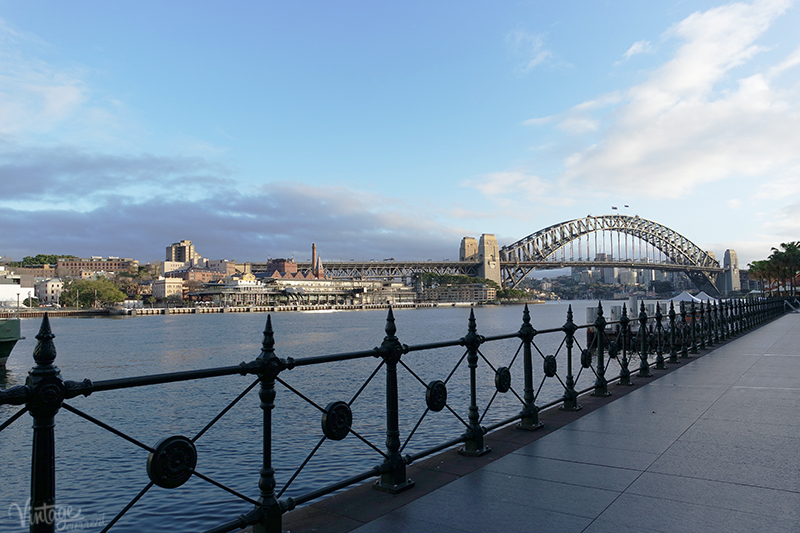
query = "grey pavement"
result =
(346, 313, 800, 533)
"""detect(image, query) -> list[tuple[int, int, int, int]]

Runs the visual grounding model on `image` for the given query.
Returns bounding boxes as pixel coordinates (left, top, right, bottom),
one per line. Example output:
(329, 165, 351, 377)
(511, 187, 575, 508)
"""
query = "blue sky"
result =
(1, 0, 799, 267)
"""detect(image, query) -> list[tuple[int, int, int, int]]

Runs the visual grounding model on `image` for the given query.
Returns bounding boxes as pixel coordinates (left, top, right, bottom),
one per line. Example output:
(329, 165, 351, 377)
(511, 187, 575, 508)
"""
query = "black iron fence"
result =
(0, 298, 787, 532)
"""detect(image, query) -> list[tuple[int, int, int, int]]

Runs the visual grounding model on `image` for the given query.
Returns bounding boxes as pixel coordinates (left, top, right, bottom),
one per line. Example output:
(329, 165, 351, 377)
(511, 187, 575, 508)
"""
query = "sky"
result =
(1, 0, 799, 268)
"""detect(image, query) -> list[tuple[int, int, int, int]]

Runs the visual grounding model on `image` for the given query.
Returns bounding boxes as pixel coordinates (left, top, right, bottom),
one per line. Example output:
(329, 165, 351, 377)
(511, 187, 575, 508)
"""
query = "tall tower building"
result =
(166, 240, 201, 263)
(723, 249, 740, 294)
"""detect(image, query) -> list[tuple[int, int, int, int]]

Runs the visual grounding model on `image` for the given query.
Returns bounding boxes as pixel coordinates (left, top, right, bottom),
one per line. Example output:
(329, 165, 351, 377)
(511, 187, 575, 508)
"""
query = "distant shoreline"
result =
(2, 300, 549, 319)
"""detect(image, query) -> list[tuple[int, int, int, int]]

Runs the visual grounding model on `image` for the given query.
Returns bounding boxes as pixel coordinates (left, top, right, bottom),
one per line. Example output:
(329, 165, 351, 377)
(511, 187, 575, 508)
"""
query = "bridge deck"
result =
(282, 313, 800, 533)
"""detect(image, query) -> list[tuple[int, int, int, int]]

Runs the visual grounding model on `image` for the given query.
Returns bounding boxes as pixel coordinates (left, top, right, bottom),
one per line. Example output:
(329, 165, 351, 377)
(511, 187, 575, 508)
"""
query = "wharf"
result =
(281, 313, 800, 533)
(0, 301, 479, 319)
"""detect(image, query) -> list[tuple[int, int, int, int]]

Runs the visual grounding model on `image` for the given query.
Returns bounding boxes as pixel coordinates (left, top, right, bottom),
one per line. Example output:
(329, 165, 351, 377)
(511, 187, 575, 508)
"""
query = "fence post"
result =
(254, 315, 287, 533)
(680, 302, 689, 359)
(638, 302, 652, 377)
(698, 302, 707, 351)
(592, 302, 610, 397)
(375, 308, 416, 490)
(518, 305, 543, 429)
(706, 301, 715, 347)
(561, 305, 580, 411)
(458, 309, 490, 454)
(27, 315, 62, 533)
(668, 302, 679, 364)
(655, 304, 666, 370)
(690, 302, 699, 354)
(618, 304, 632, 386)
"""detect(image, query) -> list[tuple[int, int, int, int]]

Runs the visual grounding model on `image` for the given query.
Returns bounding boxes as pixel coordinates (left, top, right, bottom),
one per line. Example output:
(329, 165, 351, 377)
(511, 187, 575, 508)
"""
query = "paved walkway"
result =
(311, 313, 800, 533)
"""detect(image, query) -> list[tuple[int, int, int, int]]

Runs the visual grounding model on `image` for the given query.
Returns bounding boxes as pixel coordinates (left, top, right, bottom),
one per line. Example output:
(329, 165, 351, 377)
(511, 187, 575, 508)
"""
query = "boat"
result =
(0, 317, 24, 367)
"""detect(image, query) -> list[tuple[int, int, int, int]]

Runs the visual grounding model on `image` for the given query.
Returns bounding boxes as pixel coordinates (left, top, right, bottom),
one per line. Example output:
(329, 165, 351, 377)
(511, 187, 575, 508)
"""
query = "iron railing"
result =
(0, 298, 787, 532)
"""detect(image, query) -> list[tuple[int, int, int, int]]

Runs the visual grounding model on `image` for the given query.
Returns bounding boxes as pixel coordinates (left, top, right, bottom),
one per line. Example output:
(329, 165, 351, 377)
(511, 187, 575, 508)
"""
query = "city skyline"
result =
(1, 1, 799, 266)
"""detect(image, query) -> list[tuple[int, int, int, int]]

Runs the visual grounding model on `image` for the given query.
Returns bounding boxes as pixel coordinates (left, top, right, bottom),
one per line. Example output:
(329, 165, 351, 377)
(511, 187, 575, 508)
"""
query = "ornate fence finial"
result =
(385, 307, 397, 339)
(260, 315, 275, 358)
(33, 313, 57, 367)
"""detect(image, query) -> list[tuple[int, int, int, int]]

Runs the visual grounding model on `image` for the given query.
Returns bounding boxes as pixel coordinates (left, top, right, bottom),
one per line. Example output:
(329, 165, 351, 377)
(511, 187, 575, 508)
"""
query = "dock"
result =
(283, 312, 800, 532)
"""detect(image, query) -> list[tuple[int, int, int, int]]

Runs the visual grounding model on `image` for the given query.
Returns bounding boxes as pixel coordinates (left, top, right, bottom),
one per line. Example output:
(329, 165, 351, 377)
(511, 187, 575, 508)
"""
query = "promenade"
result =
(285, 312, 800, 533)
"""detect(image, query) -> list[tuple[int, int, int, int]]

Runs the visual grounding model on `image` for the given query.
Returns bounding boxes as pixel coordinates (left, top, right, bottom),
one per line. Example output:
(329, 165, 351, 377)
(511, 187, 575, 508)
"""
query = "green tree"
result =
(61, 278, 126, 308)
(650, 280, 674, 296)
(19, 254, 76, 267)
(497, 289, 528, 300)
(417, 273, 500, 289)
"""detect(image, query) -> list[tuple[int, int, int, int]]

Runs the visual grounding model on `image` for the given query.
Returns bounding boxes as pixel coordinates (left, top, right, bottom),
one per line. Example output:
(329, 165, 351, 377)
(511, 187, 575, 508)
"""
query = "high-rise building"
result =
(166, 240, 202, 263)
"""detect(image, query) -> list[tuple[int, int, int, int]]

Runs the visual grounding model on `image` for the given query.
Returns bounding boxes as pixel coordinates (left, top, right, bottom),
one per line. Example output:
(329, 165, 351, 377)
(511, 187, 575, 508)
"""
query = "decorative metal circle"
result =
(543, 355, 557, 378)
(495, 367, 511, 393)
(581, 349, 592, 368)
(147, 436, 197, 489)
(38, 383, 64, 405)
(425, 380, 447, 412)
(322, 401, 352, 441)
(608, 341, 618, 359)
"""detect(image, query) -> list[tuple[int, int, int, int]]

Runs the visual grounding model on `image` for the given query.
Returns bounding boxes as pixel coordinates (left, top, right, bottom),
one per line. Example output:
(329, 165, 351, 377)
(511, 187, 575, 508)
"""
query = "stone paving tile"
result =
(648, 439, 800, 492)
(627, 472, 800, 520)
(518, 423, 672, 454)
(593, 492, 800, 533)
(483, 454, 641, 492)
(437, 467, 621, 519)
(515, 436, 661, 470)
(350, 487, 592, 533)
(678, 416, 800, 445)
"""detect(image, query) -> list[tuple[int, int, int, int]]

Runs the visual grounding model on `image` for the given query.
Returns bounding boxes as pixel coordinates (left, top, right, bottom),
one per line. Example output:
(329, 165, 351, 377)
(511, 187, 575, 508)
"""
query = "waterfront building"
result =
(56, 257, 139, 278)
(420, 283, 496, 303)
(0, 267, 34, 307)
(34, 278, 63, 306)
(189, 274, 416, 307)
(13, 264, 58, 286)
(166, 265, 225, 283)
(152, 277, 185, 301)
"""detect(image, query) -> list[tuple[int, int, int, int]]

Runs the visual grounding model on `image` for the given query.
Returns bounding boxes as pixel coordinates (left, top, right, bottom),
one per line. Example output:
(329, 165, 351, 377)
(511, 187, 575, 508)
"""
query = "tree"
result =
(18, 254, 76, 267)
(61, 278, 126, 308)
(416, 273, 500, 289)
(650, 280, 673, 296)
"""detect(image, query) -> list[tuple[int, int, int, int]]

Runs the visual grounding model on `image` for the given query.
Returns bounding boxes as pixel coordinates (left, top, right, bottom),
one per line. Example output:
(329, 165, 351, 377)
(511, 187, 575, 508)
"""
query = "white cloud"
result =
(621, 40, 653, 61)
(506, 29, 552, 74)
(551, 0, 798, 198)
(726, 199, 742, 209)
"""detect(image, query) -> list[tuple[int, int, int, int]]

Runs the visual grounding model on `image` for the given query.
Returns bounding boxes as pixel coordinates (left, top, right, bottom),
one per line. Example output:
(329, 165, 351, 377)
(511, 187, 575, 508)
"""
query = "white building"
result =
(152, 277, 184, 301)
(34, 278, 63, 306)
(0, 267, 34, 308)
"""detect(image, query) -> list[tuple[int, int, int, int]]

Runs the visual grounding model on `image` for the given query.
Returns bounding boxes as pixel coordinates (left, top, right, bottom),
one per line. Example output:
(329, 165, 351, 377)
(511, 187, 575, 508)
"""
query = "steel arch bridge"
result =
(499, 215, 723, 294)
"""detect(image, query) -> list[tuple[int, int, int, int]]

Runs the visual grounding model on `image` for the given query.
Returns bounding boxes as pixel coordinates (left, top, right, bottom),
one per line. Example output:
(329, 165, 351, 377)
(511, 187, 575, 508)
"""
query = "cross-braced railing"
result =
(0, 298, 787, 532)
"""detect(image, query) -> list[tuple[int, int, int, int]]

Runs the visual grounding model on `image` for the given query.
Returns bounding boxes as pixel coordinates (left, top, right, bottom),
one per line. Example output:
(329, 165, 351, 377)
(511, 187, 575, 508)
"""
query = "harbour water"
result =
(0, 301, 615, 532)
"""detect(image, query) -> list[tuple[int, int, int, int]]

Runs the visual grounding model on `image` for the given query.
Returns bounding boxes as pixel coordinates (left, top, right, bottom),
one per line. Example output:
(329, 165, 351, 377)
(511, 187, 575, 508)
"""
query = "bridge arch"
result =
(499, 215, 721, 292)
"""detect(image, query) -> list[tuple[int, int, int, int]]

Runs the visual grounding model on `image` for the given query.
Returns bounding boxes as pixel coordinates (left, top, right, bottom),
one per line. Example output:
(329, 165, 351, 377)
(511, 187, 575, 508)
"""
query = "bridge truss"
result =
(250, 261, 480, 283)
(499, 215, 723, 294)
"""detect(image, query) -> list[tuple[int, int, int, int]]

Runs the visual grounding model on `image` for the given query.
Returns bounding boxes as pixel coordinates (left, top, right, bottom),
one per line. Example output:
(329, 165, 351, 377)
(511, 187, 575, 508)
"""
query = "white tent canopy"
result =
(669, 291, 718, 303)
